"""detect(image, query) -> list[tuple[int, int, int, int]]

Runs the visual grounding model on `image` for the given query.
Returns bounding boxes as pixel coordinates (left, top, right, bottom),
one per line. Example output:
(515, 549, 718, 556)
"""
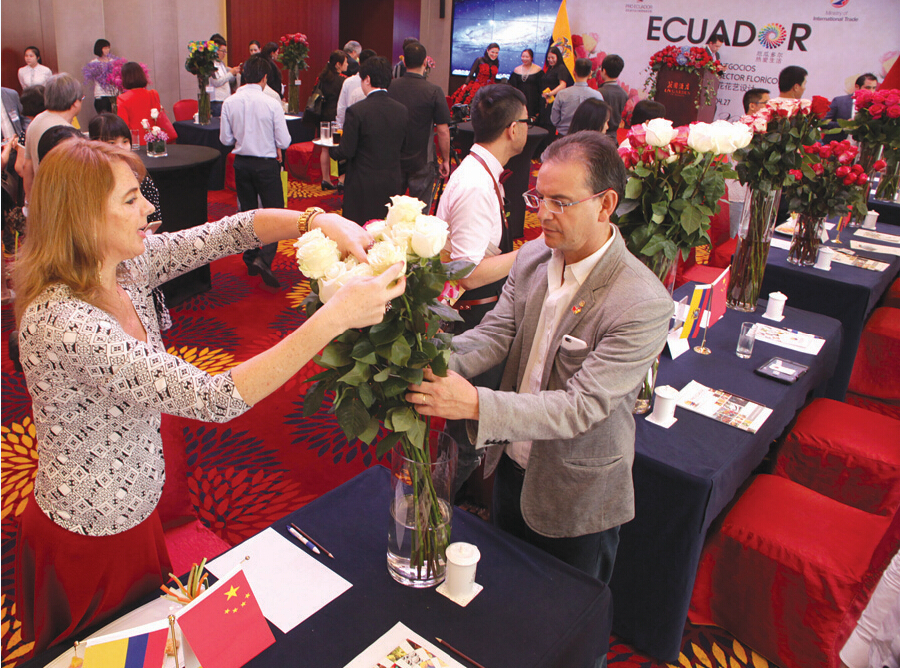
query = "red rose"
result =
(812, 163, 825, 175)
(804, 145, 818, 155)
(873, 159, 887, 171)
(856, 174, 869, 185)
(836, 165, 851, 177)
(868, 103, 885, 119)
(819, 147, 832, 159)
(789, 169, 803, 180)
(886, 105, 900, 119)
(810, 95, 831, 118)
(852, 164, 864, 174)
(837, 152, 854, 164)
(843, 176, 857, 186)
(777, 108, 790, 117)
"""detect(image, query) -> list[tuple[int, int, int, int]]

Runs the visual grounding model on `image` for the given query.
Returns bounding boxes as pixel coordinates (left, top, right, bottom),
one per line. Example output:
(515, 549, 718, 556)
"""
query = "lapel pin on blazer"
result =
(572, 300, 585, 315)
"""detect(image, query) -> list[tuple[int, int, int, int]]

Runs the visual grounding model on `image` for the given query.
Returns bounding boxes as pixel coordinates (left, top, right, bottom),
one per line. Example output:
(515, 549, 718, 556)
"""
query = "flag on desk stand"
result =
(681, 284, 712, 339)
(547, 0, 575, 80)
(708, 266, 730, 326)
(82, 619, 168, 668)
(176, 565, 275, 668)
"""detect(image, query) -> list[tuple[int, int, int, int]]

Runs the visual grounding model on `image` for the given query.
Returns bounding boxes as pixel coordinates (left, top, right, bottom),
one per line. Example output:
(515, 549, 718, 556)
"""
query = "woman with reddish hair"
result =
(115, 62, 177, 145)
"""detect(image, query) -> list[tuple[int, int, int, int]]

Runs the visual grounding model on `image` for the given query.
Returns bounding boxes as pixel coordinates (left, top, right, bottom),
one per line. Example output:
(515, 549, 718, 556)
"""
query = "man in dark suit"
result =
(331, 57, 408, 224)
(598, 55, 627, 141)
(825, 73, 878, 140)
(705, 35, 724, 61)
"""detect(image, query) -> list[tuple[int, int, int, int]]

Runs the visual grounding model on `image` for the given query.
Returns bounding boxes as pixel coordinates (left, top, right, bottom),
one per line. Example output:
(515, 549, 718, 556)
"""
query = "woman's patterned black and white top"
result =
(19, 212, 261, 536)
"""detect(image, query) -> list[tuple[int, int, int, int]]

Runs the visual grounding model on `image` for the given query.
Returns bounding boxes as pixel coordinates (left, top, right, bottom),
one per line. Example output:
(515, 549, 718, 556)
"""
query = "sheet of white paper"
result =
(666, 326, 690, 359)
(754, 324, 826, 355)
(851, 240, 900, 257)
(343, 621, 466, 668)
(207, 527, 352, 634)
(770, 237, 792, 250)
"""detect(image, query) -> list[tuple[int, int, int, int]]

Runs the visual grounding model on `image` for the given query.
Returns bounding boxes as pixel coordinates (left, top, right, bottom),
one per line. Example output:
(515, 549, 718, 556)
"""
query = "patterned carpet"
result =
(0, 169, 774, 668)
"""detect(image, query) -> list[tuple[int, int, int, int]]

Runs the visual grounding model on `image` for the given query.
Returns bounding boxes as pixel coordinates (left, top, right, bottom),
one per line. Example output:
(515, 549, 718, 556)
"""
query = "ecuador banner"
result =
(549, 0, 576, 79)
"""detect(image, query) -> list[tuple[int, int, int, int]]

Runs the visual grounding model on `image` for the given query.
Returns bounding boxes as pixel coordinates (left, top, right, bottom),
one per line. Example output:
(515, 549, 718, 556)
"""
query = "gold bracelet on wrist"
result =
(296, 207, 325, 237)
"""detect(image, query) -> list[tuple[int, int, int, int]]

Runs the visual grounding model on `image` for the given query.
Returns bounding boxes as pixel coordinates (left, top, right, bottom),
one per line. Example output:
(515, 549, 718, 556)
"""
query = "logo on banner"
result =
(831, 0, 850, 7)
(757, 24, 786, 49)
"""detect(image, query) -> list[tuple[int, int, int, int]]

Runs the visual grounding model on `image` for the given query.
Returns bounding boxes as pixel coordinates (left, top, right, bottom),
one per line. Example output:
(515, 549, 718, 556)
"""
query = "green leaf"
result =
(373, 367, 391, 382)
(443, 260, 476, 281)
(302, 381, 327, 417)
(387, 406, 419, 432)
(407, 417, 426, 449)
(358, 380, 375, 408)
(369, 318, 402, 347)
(383, 376, 409, 398)
(388, 337, 412, 366)
(375, 431, 404, 459)
(335, 396, 370, 440)
(431, 349, 451, 377)
(317, 342, 353, 369)
(398, 366, 425, 384)
(338, 361, 371, 387)
(358, 417, 381, 445)
(429, 301, 463, 322)
(625, 177, 643, 199)
(351, 338, 378, 364)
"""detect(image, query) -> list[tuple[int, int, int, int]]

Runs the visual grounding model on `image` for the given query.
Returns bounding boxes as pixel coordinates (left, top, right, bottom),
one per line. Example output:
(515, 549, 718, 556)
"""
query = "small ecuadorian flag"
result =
(82, 622, 168, 668)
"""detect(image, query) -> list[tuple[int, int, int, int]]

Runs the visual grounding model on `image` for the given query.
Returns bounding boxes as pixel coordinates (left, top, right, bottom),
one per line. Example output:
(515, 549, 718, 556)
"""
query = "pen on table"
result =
(287, 525, 320, 556)
(290, 522, 334, 559)
(435, 638, 486, 668)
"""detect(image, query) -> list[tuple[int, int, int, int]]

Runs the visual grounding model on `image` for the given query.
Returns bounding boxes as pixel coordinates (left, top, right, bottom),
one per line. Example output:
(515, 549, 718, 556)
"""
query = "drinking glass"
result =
(736, 322, 756, 359)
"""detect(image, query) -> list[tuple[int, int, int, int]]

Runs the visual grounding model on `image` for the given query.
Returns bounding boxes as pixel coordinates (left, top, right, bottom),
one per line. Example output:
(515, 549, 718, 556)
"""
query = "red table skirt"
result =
(15, 496, 173, 654)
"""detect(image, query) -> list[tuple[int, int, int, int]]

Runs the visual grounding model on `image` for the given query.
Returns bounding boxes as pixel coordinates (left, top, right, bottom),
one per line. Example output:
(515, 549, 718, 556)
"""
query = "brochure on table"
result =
(855, 229, 900, 245)
(753, 324, 826, 355)
(831, 252, 891, 272)
(343, 622, 466, 668)
(676, 380, 772, 434)
(851, 240, 900, 257)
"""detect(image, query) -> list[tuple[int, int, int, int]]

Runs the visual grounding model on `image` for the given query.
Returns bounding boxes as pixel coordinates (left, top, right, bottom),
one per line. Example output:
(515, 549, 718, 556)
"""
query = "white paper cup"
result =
(651, 385, 678, 423)
(864, 210, 879, 230)
(814, 247, 835, 270)
(445, 542, 480, 598)
(764, 292, 787, 319)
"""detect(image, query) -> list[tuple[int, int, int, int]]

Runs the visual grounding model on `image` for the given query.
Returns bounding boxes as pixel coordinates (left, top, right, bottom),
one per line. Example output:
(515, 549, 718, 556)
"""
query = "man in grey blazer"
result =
(409, 131, 673, 586)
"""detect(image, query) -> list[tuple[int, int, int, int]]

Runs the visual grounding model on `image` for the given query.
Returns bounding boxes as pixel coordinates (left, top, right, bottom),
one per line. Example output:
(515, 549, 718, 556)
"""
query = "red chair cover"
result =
(848, 307, 900, 403)
(690, 475, 893, 668)
(774, 398, 900, 515)
(285, 142, 322, 183)
(884, 279, 900, 309)
(173, 98, 199, 122)
(164, 519, 231, 576)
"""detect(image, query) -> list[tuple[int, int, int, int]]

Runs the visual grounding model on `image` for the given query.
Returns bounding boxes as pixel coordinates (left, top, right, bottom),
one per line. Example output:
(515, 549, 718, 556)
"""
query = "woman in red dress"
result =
(115, 62, 177, 145)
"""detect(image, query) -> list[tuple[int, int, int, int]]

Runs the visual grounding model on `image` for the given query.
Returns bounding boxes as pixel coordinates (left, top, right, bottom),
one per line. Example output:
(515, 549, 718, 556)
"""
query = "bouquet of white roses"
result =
(295, 197, 471, 582)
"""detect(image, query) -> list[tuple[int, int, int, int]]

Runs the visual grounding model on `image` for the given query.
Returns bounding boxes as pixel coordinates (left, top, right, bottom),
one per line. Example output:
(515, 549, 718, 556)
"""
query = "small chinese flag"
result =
(176, 568, 275, 668)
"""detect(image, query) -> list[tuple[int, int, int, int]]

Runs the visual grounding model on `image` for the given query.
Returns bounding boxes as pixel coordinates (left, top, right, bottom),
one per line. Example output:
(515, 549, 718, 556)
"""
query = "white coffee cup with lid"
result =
(445, 542, 481, 598)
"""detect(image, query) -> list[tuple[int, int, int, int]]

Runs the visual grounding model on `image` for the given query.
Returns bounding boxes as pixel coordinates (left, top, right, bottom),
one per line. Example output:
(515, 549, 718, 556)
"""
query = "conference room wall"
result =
(0, 0, 225, 130)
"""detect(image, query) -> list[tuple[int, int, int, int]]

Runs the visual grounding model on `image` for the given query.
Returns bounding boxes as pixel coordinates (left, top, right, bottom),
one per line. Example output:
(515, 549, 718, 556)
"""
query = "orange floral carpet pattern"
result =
(0, 171, 772, 668)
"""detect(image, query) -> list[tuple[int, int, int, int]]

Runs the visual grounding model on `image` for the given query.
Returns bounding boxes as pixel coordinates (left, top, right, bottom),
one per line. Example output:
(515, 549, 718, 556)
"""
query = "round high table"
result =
(452, 122, 548, 240)
(139, 145, 220, 305)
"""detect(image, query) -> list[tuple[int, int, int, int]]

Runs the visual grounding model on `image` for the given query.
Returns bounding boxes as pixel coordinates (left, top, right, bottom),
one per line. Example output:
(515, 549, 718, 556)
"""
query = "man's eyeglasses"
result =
(508, 118, 532, 127)
(522, 188, 610, 214)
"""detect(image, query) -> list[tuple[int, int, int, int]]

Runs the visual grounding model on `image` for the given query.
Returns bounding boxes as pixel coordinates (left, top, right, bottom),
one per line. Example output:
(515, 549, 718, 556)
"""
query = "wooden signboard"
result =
(654, 67, 719, 127)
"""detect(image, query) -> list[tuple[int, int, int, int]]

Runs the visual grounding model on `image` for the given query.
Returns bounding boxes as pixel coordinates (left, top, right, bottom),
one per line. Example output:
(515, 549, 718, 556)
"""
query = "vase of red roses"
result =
(842, 88, 900, 205)
(277, 33, 310, 114)
(726, 96, 828, 310)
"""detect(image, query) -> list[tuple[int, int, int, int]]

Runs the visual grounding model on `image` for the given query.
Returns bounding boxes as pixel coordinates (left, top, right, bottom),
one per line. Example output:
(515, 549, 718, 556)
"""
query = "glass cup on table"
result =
(319, 121, 332, 144)
(331, 121, 342, 146)
(130, 129, 140, 151)
(736, 322, 757, 359)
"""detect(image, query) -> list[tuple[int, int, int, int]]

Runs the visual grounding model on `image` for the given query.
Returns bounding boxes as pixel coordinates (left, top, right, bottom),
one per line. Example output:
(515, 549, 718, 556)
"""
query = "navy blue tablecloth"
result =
(248, 466, 611, 668)
(609, 285, 842, 661)
(761, 222, 900, 399)
(175, 116, 312, 190)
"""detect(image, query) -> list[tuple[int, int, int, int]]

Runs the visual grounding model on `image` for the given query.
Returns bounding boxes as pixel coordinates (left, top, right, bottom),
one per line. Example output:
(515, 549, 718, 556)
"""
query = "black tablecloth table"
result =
(760, 222, 900, 400)
(139, 145, 220, 305)
(869, 197, 900, 226)
(453, 122, 548, 239)
(24, 467, 611, 668)
(174, 116, 311, 190)
(609, 285, 842, 661)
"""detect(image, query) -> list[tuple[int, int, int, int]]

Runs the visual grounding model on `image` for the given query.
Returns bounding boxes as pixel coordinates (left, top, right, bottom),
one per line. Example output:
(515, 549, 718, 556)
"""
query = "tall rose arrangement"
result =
(296, 197, 471, 578)
(184, 40, 219, 78)
(614, 118, 749, 269)
(725, 96, 828, 310)
(276, 33, 310, 73)
(842, 88, 900, 201)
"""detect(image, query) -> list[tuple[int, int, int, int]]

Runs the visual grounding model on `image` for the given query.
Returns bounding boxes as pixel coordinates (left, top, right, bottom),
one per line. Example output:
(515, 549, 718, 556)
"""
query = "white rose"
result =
(364, 219, 388, 241)
(385, 219, 416, 254)
(619, 138, 631, 151)
(141, 118, 151, 130)
(318, 261, 374, 303)
(150, 108, 159, 120)
(385, 195, 426, 226)
(367, 240, 407, 276)
(151, 126, 162, 135)
(644, 118, 677, 147)
(731, 122, 753, 150)
(294, 228, 341, 279)
(709, 120, 742, 154)
(687, 123, 715, 153)
(410, 215, 449, 259)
